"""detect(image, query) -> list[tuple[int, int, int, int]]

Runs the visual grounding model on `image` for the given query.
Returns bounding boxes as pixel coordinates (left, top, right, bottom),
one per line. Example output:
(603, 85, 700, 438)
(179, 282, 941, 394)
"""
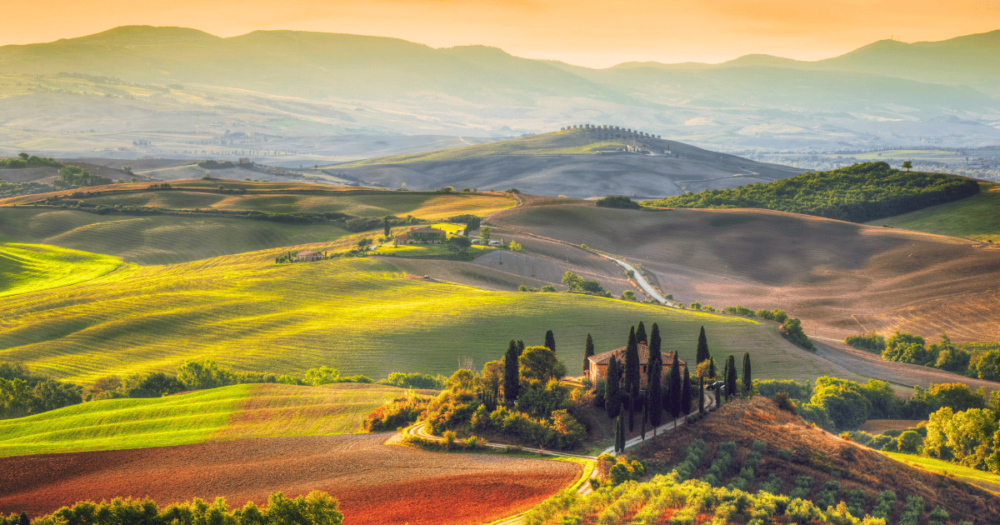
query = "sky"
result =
(4, 0, 999, 67)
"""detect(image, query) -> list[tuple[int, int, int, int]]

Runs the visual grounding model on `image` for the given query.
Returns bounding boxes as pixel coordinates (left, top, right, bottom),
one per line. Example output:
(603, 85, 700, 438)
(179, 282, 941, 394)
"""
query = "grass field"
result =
(875, 182, 1000, 242)
(0, 207, 351, 265)
(0, 383, 409, 457)
(0, 243, 123, 297)
(0, 250, 857, 385)
(883, 452, 1000, 494)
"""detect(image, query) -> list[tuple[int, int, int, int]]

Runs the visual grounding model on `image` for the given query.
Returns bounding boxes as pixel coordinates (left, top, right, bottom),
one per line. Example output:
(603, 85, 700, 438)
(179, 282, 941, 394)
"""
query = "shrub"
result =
(846, 332, 887, 353)
(788, 476, 813, 499)
(703, 442, 736, 487)
(595, 195, 641, 209)
(377, 372, 445, 390)
(672, 439, 707, 481)
(780, 318, 816, 351)
(363, 394, 430, 432)
(778, 448, 793, 461)
(846, 488, 866, 518)
(872, 490, 896, 520)
(816, 480, 841, 510)
(759, 473, 783, 494)
(898, 496, 923, 525)
(774, 392, 798, 414)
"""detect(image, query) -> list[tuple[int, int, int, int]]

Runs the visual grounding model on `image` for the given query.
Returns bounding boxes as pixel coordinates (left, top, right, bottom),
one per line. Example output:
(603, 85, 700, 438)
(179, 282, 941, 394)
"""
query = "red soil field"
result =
(0, 434, 579, 525)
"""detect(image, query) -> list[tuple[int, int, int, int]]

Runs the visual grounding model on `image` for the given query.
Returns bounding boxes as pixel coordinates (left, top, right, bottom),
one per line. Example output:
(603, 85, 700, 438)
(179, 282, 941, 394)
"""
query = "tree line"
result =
(643, 162, 981, 223)
(0, 360, 445, 420)
(0, 152, 60, 169)
(1, 491, 343, 525)
(846, 331, 1000, 380)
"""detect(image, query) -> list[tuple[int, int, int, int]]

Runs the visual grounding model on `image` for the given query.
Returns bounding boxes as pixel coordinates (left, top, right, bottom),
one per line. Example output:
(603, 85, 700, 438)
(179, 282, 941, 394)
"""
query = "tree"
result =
(509, 240, 523, 252)
(519, 346, 565, 382)
(648, 358, 663, 433)
(516, 340, 525, 355)
(624, 327, 641, 431)
(742, 352, 752, 397)
(614, 411, 625, 453)
(896, 430, 922, 453)
(648, 323, 662, 381)
(669, 351, 682, 418)
(708, 357, 716, 379)
(976, 349, 1000, 381)
(699, 377, 705, 413)
(305, 366, 341, 386)
(447, 236, 472, 254)
(681, 365, 692, 415)
(176, 360, 235, 390)
(623, 290, 636, 301)
(504, 340, 520, 403)
(636, 321, 647, 345)
(606, 355, 622, 419)
(383, 216, 391, 237)
(726, 355, 738, 400)
(464, 217, 481, 235)
(544, 330, 556, 353)
(696, 326, 710, 364)
(18, 513, 28, 525)
(584, 333, 595, 374)
(481, 226, 492, 244)
(902, 160, 913, 172)
(481, 360, 503, 399)
(561, 271, 583, 290)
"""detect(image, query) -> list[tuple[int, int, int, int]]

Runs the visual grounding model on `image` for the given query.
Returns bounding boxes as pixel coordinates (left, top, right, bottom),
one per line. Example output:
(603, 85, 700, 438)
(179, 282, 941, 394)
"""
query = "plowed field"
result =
(0, 434, 579, 524)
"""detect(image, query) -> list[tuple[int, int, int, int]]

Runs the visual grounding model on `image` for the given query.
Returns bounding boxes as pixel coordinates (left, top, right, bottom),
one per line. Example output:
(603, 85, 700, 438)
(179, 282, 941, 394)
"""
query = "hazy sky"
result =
(5, 0, 1000, 67)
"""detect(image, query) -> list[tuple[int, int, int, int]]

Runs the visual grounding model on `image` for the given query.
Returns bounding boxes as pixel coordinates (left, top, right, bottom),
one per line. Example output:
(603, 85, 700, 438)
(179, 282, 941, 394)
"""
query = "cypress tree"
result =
(614, 412, 622, 453)
(669, 351, 682, 418)
(681, 365, 692, 415)
(19, 513, 29, 525)
(617, 410, 626, 453)
(698, 376, 705, 414)
(605, 355, 621, 419)
(504, 340, 520, 403)
(544, 330, 556, 353)
(641, 391, 648, 441)
(726, 355, 738, 400)
(584, 333, 595, 375)
(648, 358, 663, 433)
(636, 321, 647, 345)
(648, 323, 662, 384)
(625, 327, 641, 431)
(742, 352, 752, 397)
(696, 326, 710, 364)
(516, 340, 525, 356)
(383, 216, 391, 237)
(708, 356, 716, 379)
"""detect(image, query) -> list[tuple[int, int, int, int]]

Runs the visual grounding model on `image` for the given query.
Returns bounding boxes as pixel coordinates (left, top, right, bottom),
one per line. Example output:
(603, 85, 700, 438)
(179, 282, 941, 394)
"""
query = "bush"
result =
(377, 372, 445, 390)
(788, 476, 813, 499)
(780, 318, 815, 351)
(363, 394, 430, 432)
(773, 392, 798, 414)
(672, 439, 707, 481)
(872, 490, 896, 520)
(759, 473, 783, 494)
(703, 442, 736, 487)
(816, 480, 841, 510)
(898, 496, 923, 525)
(595, 195, 641, 210)
(845, 332, 887, 353)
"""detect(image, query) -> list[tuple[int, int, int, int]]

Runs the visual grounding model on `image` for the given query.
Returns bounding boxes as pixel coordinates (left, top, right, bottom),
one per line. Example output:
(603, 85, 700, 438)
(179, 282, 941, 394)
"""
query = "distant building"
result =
(296, 250, 323, 262)
(238, 157, 252, 166)
(586, 342, 686, 392)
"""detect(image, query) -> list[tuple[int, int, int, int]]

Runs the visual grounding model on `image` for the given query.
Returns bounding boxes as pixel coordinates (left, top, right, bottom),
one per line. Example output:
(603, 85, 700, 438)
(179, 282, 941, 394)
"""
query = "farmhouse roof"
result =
(588, 342, 680, 367)
(297, 250, 319, 256)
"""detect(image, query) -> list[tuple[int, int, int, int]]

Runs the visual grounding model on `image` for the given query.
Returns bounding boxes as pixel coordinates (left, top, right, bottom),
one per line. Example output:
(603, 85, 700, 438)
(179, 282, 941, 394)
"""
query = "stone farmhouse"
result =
(585, 342, 686, 392)
(394, 227, 447, 246)
(296, 250, 323, 262)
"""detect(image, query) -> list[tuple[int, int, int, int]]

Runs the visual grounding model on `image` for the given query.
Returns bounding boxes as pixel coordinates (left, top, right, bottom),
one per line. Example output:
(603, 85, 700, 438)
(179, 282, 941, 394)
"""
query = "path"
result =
(607, 256, 676, 306)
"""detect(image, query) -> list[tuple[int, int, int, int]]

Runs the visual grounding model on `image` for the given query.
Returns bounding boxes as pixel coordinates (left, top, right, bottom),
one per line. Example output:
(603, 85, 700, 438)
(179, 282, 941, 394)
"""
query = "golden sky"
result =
(5, 0, 1000, 67)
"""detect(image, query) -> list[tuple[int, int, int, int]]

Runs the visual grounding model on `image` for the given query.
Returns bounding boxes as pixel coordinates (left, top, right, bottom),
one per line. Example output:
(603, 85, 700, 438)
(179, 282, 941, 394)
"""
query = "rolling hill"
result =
(0, 382, 413, 457)
(1, 26, 998, 161)
(327, 128, 804, 198)
(489, 202, 1000, 347)
(874, 181, 1000, 243)
(0, 249, 859, 385)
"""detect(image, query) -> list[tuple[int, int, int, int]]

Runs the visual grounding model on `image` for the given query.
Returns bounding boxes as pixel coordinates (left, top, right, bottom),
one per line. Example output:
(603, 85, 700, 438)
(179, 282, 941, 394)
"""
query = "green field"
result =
(874, 182, 1000, 242)
(0, 243, 123, 297)
(0, 249, 851, 385)
(0, 382, 408, 457)
(63, 186, 514, 220)
(0, 207, 351, 265)
(883, 451, 1000, 494)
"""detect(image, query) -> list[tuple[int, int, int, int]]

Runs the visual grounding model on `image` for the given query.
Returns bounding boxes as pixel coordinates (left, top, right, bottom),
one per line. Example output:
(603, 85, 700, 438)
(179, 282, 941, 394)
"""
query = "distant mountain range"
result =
(0, 26, 997, 162)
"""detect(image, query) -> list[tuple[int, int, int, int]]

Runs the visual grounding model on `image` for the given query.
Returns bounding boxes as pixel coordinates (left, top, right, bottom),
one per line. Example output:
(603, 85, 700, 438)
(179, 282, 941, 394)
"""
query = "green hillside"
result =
(0, 243, 123, 297)
(0, 383, 406, 457)
(0, 253, 852, 385)
(333, 129, 638, 167)
(643, 162, 980, 223)
(874, 182, 1000, 243)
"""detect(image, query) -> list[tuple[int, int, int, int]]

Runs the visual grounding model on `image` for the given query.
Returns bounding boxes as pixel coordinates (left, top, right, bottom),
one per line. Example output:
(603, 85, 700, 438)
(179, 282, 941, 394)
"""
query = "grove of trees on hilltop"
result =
(643, 162, 980, 223)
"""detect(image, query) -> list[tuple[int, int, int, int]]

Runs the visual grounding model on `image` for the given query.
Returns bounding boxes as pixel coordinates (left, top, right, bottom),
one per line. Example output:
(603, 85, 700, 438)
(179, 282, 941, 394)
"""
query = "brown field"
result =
(0, 434, 579, 524)
(629, 397, 1000, 524)
(491, 204, 1000, 344)
(859, 420, 926, 433)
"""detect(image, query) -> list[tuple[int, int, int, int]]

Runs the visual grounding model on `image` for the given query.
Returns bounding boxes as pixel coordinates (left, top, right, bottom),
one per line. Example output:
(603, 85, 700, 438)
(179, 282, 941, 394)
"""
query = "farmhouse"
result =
(296, 250, 323, 262)
(394, 227, 447, 245)
(585, 342, 686, 391)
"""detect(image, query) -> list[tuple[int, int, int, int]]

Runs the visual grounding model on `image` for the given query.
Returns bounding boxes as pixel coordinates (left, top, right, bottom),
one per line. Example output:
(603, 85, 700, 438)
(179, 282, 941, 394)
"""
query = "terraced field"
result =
(875, 181, 1000, 243)
(0, 252, 857, 385)
(0, 383, 410, 457)
(0, 243, 123, 297)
